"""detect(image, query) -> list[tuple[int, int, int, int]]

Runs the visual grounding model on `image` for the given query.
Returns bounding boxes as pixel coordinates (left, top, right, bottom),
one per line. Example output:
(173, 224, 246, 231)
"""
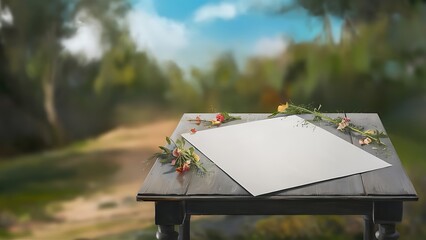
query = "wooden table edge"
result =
(136, 194, 418, 202)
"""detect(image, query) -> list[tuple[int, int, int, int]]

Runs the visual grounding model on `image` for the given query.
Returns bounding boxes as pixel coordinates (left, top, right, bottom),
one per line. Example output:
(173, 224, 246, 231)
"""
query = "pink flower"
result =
(183, 161, 191, 172)
(171, 159, 176, 166)
(195, 116, 201, 125)
(172, 148, 181, 157)
(337, 117, 350, 131)
(190, 128, 197, 134)
(176, 161, 191, 174)
(359, 137, 372, 146)
(216, 113, 225, 122)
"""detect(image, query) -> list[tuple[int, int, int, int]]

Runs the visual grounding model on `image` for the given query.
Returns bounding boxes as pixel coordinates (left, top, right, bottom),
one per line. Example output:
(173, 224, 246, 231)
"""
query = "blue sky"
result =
(64, 0, 343, 70)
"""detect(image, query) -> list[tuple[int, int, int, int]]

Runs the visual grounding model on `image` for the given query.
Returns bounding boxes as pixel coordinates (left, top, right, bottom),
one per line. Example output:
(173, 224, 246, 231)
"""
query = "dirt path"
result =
(29, 119, 179, 239)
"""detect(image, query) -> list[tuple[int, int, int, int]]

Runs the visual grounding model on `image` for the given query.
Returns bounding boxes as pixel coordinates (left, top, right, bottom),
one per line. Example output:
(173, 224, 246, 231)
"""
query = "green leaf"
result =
(166, 137, 171, 145)
(313, 116, 322, 121)
(159, 146, 170, 153)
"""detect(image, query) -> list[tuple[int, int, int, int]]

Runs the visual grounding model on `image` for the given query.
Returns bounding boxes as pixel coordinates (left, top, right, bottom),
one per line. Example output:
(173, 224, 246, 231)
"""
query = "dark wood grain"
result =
(345, 113, 417, 197)
(185, 199, 372, 215)
(139, 115, 198, 196)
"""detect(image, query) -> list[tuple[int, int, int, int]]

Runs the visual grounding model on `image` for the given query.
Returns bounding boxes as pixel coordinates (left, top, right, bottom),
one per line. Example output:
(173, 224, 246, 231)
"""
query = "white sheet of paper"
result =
(182, 116, 391, 196)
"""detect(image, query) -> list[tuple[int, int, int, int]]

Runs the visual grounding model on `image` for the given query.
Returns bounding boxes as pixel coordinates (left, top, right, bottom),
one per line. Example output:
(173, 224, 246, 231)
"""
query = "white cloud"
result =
(127, 9, 188, 62)
(253, 36, 289, 57)
(194, 3, 238, 23)
(61, 11, 105, 62)
(61, 6, 189, 64)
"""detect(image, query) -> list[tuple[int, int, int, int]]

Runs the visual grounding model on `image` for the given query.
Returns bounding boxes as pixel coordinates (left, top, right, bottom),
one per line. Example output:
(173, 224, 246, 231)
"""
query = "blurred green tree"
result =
(0, 0, 130, 149)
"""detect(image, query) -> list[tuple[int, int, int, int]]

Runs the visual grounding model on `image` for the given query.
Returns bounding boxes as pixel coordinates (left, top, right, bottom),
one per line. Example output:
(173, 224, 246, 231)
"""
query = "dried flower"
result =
(337, 117, 351, 131)
(189, 113, 240, 128)
(216, 113, 225, 122)
(195, 116, 201, 125)
(359, 137, 373, 146)
(364, 129, 377, 135)
(153, 137, 206, 174)
(183, 161, 190, 172)
(211, 120, 221, 126)
(172, 148, 181, 157)
(277, 103, 289, 112)
(269, 102, 387, 145)
(192, 152, 200, 162)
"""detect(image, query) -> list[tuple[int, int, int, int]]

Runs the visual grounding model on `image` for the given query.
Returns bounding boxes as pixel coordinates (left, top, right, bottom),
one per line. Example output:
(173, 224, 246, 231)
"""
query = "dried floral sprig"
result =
(152, 137, 206, 174)
(189, 112, 241, 127)
(270, 102, 387, 145)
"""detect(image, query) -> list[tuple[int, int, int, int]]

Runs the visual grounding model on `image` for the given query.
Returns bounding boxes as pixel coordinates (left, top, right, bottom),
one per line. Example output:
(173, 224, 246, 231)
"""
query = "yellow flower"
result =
(364, 129, 377, 135)
(192, 153, 200, 162)
(211, 120, 221, 126)
(277, 103, 289, 112)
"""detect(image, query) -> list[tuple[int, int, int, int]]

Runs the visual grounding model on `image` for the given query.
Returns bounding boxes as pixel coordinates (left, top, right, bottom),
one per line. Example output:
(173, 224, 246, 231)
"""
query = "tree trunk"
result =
(42, 56, 65, 145)
(42, 24, 65, 146)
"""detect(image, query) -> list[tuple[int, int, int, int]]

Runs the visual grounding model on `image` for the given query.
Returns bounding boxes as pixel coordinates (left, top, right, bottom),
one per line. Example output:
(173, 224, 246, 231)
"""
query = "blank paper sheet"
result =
(182, 116, 391, 196)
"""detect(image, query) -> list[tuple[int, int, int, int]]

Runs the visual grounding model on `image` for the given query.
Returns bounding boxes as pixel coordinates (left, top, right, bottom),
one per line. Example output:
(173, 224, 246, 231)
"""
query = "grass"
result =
(388, 133, 426, 170)
(95, 225, 158, 240)
(0, 142, 118, 225)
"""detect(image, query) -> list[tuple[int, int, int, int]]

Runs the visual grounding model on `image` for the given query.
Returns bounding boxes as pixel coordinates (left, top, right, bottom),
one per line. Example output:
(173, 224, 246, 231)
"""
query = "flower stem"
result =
(289, 104, 339, 124)
(288, 104, 382, 144)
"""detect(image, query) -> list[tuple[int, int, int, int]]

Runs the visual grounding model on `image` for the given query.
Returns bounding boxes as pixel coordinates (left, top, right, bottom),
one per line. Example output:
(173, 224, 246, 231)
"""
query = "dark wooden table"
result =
(137, 113, 418, 240)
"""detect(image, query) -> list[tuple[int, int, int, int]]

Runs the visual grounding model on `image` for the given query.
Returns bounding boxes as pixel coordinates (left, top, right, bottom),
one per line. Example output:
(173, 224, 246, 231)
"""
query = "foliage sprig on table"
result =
(189, 112, 241, 127)
(270, 102, 387, 145)
(152, 137, 206, 174)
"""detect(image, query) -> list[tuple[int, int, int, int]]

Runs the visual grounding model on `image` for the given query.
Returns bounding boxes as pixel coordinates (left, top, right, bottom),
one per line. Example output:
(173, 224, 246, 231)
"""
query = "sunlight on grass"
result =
(0, 143, 117, 226)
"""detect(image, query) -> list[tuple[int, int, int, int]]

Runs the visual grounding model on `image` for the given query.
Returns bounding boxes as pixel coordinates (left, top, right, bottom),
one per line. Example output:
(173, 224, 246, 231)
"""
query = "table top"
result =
(137, 113, 418, 202)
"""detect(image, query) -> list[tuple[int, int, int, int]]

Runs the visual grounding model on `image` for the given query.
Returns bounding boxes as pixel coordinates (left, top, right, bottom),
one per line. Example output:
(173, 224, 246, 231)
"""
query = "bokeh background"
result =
(0, 0, 425, 239)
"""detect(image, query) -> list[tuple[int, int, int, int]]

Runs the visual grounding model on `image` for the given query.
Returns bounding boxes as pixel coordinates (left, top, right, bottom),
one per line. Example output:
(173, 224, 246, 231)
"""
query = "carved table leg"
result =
(155, 201, 184, 240)
(375, 224, 399, 240)
(373, 201, 402, 240)
(364, 215, 375, 240)
(157, 225, 179, 240)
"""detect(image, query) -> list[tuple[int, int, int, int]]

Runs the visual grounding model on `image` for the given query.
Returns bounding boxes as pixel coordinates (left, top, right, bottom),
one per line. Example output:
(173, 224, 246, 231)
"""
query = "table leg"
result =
(178, 214, 191, 240)
(364, 215, 375, 240)
(155, 201, 184, 240)
(375, 224, 399, 240)
(157, 225, 179, 240)
(373, 201, 402, 240)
